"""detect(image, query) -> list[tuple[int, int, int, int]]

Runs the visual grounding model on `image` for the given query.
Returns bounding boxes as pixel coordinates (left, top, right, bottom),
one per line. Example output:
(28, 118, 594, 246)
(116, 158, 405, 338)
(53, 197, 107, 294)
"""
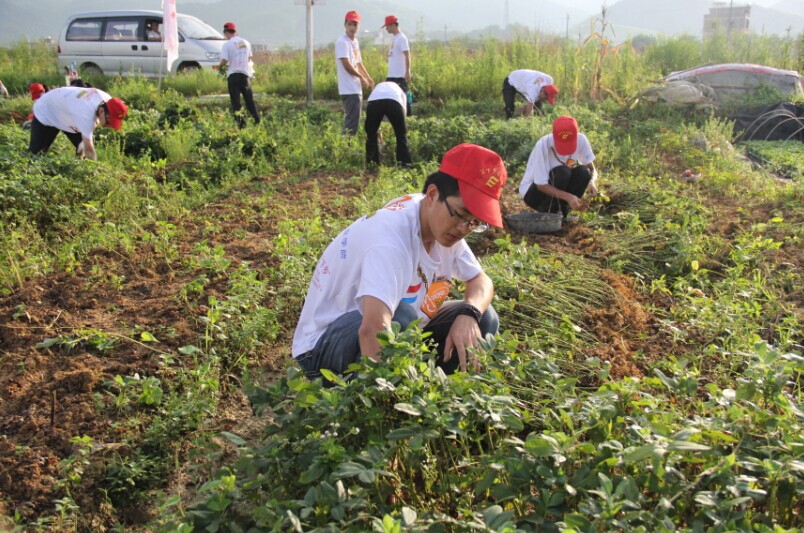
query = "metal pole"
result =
(306, 0, 314, 104)
(727, 0, 734, 37)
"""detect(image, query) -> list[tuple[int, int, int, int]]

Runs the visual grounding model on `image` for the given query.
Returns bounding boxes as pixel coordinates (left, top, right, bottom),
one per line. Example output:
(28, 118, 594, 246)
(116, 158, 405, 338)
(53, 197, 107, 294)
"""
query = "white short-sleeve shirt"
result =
(335, 34, 362, 95)
(221, 36, 253, 76)
(33, 86, 111, 141)
(367, 81, 407, 112)
(519, 133, 596, 196)
(387, 31, 410, 78)
(507, 69, 554, 104)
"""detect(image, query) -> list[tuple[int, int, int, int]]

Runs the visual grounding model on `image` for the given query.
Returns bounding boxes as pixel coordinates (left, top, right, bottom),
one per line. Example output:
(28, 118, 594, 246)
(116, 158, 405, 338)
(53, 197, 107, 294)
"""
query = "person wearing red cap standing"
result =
(503, 69, 558, 119)
(219, 22, 260, 128)
(382, 15, 412, 116)
(519, 115, 599, 219)
(28, 86, 127, 160)
(336, 10, 373, 135)
(293, 143, 507, 379)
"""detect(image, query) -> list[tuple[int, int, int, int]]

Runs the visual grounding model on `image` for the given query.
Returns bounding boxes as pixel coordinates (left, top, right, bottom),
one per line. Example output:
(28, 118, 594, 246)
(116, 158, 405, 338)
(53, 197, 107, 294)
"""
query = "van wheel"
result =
(81, 64, 104, 77)
(177, 63, 200, 74)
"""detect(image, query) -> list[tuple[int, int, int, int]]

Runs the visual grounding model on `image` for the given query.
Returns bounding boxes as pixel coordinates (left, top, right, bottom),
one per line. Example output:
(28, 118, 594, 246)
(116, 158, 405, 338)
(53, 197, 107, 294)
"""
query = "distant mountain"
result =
(574, 0, 804, 40)
(1, 0, 801, 49)
(1, 0, 594, 48)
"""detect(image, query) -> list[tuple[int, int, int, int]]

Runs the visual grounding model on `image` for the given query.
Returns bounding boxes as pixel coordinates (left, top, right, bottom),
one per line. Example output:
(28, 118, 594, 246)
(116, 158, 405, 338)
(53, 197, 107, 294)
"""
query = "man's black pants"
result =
(227, 73, 260, 128)
(523, 165, 592, 217)
(29, 117, 82, 154)
(386, 77, 411, 116)
(365, 99, 411, 166)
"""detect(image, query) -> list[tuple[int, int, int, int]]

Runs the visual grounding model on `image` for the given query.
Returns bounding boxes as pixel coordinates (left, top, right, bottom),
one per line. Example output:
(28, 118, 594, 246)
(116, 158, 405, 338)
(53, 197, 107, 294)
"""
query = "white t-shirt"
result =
(519, 133, 596, 196)
(387, 31, 410, 78)
(292, 193, 483, 357)
(335, 34, 362, 95)
(367, 81, 407, 112)
(507, 69, 554, 104)
(33, 86, 111, 141)
(221, 36, 253, 76)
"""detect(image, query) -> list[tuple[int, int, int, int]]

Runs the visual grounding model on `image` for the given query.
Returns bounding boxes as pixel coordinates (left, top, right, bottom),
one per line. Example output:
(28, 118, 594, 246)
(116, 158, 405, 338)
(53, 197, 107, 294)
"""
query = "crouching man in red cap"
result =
(292, 143, 506, 379)
(502, 69, 558, 119)
(28, 86, 128, 160)
(519, 115, 599, 218)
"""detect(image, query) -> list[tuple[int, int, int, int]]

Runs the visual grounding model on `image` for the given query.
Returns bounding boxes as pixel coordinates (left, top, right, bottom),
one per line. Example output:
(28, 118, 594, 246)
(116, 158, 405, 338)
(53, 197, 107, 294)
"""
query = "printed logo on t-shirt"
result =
(421, 279, 452, 318)
(402, 282, 422, 304)
(383, 195, 413, 211)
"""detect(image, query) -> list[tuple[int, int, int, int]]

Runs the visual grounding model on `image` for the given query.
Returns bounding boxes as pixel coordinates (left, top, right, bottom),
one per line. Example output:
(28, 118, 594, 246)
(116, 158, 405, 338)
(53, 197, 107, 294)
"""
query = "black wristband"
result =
(455, 303, 482, 324)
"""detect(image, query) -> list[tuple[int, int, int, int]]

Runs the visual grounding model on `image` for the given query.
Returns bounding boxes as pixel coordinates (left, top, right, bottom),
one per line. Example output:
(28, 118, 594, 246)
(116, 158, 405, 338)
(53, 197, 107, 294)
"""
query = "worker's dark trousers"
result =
(227, 73, 260, 128)
(29, 117, 82, 154)
(523, 165, 592, 217)
(364, 99, 411, 166)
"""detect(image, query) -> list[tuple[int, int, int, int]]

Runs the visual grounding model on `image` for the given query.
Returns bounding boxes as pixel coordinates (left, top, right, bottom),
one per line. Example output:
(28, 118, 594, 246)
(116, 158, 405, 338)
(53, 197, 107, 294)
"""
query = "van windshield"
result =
(177, 16, 224, 40)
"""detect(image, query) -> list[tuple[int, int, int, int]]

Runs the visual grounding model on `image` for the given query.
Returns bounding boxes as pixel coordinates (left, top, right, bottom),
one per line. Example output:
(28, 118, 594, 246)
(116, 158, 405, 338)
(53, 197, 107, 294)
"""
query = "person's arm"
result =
(587, 162, 599, 195)
(536, 182, 582, 210)
(356, 62, 374, 89)
(442, 271, 494, 372)
(358, 295, 394, 362)
(340, 57, 366, 84)
(403, 50, 411, 83)
(81, 135, 97, 161)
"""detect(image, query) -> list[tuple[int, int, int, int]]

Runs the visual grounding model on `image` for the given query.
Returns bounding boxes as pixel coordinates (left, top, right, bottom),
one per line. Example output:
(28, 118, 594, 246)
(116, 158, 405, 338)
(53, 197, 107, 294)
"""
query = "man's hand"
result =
(442, 314, 482, 372)
(564, 193, 582, 210)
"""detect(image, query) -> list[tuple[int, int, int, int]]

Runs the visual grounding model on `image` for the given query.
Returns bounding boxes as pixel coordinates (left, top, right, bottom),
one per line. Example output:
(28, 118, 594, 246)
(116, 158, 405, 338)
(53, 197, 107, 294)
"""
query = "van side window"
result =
(66, 20, 103, 41)
(103, 19, 141, 41)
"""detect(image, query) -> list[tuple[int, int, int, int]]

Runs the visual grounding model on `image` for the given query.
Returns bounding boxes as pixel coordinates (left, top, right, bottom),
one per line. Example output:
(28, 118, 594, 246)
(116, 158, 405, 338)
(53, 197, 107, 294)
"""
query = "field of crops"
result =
(0, 31, 802, 532)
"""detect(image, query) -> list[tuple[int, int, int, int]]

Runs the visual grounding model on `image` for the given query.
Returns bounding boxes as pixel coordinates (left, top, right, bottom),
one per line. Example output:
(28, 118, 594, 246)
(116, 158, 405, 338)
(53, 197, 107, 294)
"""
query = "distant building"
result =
(704, 2, 751, 38)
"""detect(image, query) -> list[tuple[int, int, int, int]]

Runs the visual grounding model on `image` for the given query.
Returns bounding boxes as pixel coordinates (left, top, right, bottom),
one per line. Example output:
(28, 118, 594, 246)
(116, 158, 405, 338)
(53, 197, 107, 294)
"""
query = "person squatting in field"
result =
(502, 69, 558, 119)
(292, 143, 507, 379)
(519, 115, 599, 219)
(28, 86, 128, 160)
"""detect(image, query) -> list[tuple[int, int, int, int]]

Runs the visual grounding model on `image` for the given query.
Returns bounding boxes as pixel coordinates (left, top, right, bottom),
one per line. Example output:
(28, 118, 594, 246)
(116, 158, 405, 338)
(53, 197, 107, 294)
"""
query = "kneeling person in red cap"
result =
(28, 86, 127, 160)
(519, 115, 599, 218)
(503, 69, 558, 119)
(292, 143, 507, 379)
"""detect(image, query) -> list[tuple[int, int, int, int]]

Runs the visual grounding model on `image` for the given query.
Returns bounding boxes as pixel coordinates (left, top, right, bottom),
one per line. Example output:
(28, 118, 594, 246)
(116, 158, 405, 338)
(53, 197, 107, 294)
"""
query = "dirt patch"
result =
(0, 171, 361, 527)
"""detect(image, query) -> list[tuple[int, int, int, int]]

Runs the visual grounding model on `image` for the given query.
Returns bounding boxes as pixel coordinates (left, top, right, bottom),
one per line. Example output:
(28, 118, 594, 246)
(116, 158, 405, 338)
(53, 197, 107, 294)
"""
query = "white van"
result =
(57, 10, 225, 78)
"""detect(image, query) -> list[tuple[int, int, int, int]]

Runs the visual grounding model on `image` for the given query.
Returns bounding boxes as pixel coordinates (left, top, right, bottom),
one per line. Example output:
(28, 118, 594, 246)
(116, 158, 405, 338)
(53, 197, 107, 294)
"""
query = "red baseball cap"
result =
(223, 22, 237, 32)
(105, 97, 128, 131)
(382, 15, 399, 28)
(439, 144, 508, 228)
(29, 83, 45, 100)
(345, 11, 361, 23)
(543, 84, 559, 105)
(553, 115, 578, 156)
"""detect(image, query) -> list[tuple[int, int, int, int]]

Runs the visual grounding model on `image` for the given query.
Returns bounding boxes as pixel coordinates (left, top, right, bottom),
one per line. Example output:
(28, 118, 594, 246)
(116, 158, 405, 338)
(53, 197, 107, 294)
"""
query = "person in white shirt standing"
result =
(519, 115, 599, 219)
(219, 21, 260, 128)
(382, 15, 411, 116)
(28, 86, 128, 160)
(502, 69, 559, 119)
(336, 10, 373, 136)
(364, 81, 411, 167)
(292, 143, 506, 380)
